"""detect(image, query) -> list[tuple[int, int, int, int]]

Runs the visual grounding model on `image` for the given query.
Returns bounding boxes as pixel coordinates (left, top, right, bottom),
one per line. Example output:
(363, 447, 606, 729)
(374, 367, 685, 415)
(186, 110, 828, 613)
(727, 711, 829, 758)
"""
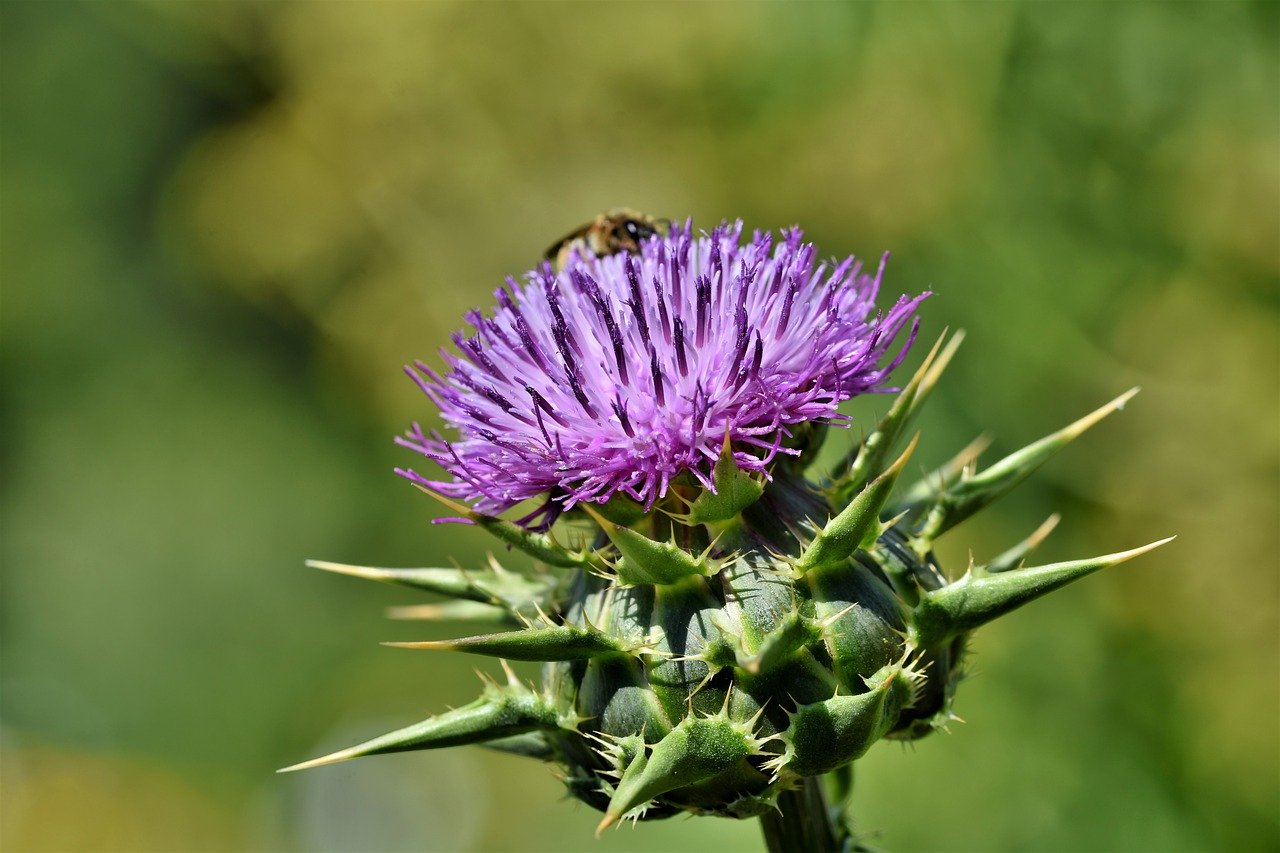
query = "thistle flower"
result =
(395, 221, 926, 526)
(287, 217, 1170, 851)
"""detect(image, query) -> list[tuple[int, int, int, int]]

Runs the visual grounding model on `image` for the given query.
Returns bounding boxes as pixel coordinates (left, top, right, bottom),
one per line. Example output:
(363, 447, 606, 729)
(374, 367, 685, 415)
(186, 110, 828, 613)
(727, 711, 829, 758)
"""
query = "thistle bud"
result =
(285, 219, 1169, 846)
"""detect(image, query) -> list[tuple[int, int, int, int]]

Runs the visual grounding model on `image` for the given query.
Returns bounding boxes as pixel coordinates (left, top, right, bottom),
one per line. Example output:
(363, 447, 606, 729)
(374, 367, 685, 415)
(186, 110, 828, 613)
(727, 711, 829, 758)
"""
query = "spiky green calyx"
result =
(792, 434, 917, 575)
(684, 432, 767, 527)
(584, 505, 727, 586)
(597, 700, 770, 835)
(767, 660, 924, 778)
(288, 331, 1170, 837)
(279, 663, 566, 772)
(910, 538, 1174, 647)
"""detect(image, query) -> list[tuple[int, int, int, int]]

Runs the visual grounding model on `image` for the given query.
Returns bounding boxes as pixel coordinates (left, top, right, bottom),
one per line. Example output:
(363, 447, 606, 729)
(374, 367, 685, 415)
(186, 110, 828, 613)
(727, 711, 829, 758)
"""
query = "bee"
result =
(545, 209, 669, 272)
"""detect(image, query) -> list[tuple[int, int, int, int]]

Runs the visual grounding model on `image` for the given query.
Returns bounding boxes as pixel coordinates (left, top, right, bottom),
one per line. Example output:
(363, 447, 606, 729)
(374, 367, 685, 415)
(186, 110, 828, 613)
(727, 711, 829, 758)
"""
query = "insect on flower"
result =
(545, 208, 670, 273)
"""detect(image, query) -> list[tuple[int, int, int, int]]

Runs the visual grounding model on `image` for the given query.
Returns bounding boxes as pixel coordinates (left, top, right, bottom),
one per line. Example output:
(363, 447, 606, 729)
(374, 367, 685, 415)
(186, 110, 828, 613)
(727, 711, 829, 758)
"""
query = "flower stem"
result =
(759, 777, 841, 853)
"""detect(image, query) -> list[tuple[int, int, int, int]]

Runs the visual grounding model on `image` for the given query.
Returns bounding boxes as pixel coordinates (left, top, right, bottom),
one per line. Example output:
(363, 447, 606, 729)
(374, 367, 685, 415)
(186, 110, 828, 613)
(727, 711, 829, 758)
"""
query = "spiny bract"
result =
(284, 220, 1169, 840)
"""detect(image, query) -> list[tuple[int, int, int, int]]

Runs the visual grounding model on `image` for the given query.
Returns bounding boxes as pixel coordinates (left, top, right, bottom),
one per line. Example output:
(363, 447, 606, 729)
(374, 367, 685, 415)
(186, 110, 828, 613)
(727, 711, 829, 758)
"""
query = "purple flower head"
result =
(397, 220, 928, 527)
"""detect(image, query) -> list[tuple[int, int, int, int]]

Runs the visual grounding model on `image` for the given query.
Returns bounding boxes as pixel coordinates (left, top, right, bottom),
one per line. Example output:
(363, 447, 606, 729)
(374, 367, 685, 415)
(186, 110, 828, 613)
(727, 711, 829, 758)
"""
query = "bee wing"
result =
(544, 222, 595, 263)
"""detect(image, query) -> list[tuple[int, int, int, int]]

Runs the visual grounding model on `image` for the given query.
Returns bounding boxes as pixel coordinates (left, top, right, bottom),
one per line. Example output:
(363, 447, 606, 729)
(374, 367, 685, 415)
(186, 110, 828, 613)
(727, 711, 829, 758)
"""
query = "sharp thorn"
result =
(382, 640, 452, 650)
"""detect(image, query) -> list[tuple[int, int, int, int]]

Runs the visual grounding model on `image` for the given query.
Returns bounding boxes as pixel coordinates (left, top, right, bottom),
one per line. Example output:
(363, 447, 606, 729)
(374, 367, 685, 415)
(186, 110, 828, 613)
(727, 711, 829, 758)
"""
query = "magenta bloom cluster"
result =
(398, 221, 927, 525)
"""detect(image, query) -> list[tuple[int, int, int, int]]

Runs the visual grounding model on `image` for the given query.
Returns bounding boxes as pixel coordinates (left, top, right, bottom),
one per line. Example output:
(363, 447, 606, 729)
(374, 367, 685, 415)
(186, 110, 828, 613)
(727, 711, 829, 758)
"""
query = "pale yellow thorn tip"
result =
(882, 510, 910, 532)
(277, 747, 360, 773)
(1100, 536, 1176, 567)
(921, 329, 965, 388)
(1069, 387, 1141, 437)
(595, 813, 619, 838)
(956, 434, 992, 466)
(306, 559, 388, 580)
(381, 640, 450, 650)
(410, 482, 473, 516)
(911, 330, 949, 377)
(1027, 513, 1062, 548)
(386, 604, 445, 620)
(499, 659, 520, 686)
(579, 504, 614, 530)
(890, 432, 920, 472)
(1114, 386, 1141, 409)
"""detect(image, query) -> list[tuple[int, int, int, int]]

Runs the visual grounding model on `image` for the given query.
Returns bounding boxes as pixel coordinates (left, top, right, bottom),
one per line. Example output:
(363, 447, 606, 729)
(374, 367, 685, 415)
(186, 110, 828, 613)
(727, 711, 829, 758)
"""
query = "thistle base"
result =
(759, 778, 841, 853)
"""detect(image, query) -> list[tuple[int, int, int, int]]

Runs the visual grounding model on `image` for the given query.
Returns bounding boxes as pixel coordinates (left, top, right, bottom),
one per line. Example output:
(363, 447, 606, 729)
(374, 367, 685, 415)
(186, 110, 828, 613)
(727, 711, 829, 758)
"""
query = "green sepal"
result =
(593, 493, 648, 526)
(481, 732, 556, 761)
(978, 513, 1060, 575)
(806, 561, 907, 693)
(583, 506, 718, 586)
(916, 389, 1138, 544)
(384, 623, 639, 662)
(735, 609, 823, 675)
(648, 576, 726, 720)
(278, 683, 563, 772)
(723, 786, 786, 819)
(307, 557, 552, 614)
(769, 662, 919, 778)
(911, 537, 1173, 646)
(578, 655, 674, 743)
(386, 600, 512, 622)
(589, 731, 647, 778)
(687, 433, 765, 525)
(888, 434, 990, 521)
(795, 435, 917, 575)
(830, 331, 959, 502)
(472, 514, 595, 570)
(867, 543, 923, 608)
(597, 713, 759, 835)
(411, 483, 596, 569)
(307, 560, 486, 601)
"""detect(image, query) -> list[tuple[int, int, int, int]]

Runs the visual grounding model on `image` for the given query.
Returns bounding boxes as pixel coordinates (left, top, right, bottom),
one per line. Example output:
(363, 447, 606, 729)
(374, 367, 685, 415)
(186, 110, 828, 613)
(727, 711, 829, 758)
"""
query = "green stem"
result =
(759, 777, 841, 853)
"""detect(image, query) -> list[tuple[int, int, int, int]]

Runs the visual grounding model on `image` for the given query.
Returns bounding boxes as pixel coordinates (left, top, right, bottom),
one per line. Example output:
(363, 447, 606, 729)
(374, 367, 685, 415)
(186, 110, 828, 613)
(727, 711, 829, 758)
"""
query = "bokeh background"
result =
(2, 2, 1277, 851)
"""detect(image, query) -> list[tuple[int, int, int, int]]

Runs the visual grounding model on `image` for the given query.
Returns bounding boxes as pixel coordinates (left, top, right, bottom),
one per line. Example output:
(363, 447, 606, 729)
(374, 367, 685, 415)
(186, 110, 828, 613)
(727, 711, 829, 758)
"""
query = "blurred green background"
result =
(2, 2, 1277, 851)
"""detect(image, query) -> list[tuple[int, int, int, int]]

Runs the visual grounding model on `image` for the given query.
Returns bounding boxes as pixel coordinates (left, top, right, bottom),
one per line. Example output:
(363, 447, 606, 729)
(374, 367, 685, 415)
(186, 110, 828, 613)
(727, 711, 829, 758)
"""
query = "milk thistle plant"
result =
(284, 215, 1169, 851)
